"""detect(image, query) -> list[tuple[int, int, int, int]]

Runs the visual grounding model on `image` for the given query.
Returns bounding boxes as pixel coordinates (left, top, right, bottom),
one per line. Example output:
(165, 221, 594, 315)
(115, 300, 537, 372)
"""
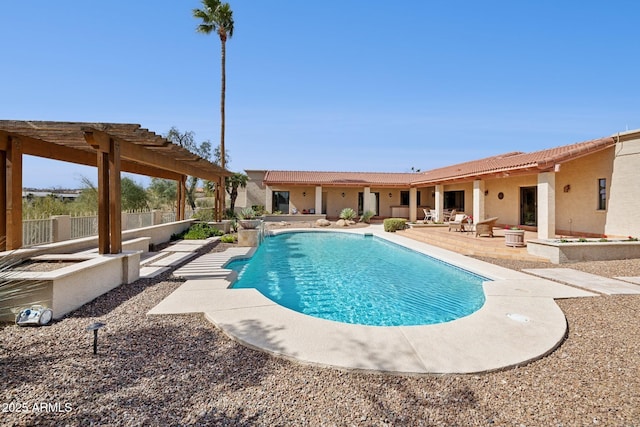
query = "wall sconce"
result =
(484, 190, 489, 196)
(563, 184, 571, 193)
(388, 192, 393, 198)
(341, 192, 345, 198)
(302, 191, 306, 197)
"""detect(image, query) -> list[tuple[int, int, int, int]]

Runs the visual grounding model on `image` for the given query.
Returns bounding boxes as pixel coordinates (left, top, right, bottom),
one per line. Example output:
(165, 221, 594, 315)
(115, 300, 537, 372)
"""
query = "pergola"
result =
(0, 120, 230, 254)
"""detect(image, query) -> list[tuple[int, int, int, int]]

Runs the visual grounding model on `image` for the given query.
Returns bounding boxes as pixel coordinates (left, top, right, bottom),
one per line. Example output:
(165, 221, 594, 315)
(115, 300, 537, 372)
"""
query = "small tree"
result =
(147, 178, 177, 210)
(225, 172, 248, 212)
(121, 177, 148, 211)
(165, 127, 212, 210)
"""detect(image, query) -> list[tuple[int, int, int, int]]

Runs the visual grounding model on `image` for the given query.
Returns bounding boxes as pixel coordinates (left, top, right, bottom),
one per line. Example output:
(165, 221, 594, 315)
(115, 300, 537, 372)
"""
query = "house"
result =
(238, 129, 640, 239)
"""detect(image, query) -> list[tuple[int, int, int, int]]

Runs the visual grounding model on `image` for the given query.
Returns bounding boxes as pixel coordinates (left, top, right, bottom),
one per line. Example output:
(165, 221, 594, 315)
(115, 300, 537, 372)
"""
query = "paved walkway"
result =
(149, 226, 598, 374)
(139, 238, 220, 279)
(522, 268, 640, 295)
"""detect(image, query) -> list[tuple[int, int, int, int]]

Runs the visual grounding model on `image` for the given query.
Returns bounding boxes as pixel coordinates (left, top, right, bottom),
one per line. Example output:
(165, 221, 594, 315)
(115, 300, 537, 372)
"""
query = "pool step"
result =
(398, 227, 548, 262)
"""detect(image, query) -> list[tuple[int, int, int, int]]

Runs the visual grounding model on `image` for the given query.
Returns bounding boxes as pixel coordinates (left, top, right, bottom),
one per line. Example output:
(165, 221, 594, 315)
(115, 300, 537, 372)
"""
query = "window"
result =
(358, 192, 379, 215)
(598, 178, 606, 210)
(400, 191, 421, 206)
(444, 190, 464, 211)
(272, 191, 290, 214)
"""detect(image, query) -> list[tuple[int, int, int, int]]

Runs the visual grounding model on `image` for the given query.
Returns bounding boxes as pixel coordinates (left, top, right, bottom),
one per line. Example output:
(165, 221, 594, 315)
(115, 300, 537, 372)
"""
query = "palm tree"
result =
(193, 0, 234, 216)
(225, 172, 248, 212)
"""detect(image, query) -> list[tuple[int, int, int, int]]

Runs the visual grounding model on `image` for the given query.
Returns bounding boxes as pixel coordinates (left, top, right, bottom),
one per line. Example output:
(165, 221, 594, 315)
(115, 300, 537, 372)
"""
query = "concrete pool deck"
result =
(148, 226, 598, 374)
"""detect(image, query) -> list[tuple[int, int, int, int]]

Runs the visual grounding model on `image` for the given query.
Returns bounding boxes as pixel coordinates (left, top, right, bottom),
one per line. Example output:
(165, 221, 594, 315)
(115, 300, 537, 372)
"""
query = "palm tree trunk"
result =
(219, 39, 226, 215)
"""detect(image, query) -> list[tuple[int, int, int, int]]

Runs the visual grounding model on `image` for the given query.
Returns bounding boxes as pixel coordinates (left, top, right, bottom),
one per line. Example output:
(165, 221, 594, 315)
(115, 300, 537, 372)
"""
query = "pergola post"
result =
(215, 175, 224, 221)
(97, 149, 110, 254)
(0, 134, 7, 251)
(5, 136, 23, 250)
(108, 139, 122, 254)
(177, 176, 187, 221)
(89, 131, 122, 254)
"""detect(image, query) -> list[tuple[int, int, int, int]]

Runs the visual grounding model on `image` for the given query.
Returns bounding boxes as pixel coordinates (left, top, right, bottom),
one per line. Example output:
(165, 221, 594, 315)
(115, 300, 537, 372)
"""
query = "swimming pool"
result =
(227, 231, 488, 326)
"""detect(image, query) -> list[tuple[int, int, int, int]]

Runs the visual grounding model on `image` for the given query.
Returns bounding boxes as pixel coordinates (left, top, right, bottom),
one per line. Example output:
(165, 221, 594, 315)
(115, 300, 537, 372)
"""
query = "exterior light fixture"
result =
(87, 322, 106, 355)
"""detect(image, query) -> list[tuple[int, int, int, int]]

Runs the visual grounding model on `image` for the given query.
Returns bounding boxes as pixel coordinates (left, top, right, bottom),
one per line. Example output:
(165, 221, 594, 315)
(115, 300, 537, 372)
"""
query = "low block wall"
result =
(527, 239, 640, 264)
(0, 251, 140, 322)
(262, 214, 326, 222)
(3, 220, 194, 258)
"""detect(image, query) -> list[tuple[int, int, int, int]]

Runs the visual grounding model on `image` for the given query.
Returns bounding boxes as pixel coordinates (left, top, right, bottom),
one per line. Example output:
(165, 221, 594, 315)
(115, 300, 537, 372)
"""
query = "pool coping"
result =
(148, 225, 598, 374)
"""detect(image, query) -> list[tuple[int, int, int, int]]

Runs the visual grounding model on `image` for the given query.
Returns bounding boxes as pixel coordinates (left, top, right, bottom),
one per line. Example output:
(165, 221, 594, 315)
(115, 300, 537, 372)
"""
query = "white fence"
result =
(21, 210, 194, 247)
(71, 215, 99, 239)
(22, 218, 53, 247)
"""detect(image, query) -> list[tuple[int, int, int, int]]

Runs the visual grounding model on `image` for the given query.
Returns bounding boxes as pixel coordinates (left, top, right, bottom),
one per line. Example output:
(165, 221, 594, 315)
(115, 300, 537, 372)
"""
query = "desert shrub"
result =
(239, 207, 257, 220)
(252, 205, 267, 215)
(191, 208, 216, 222)
(339, 208, 357, 221)
(360, 210, 375, 224)
(181, 223, 224, 240)
(384, 218, 407, 232)
(220, 235, 236, 244)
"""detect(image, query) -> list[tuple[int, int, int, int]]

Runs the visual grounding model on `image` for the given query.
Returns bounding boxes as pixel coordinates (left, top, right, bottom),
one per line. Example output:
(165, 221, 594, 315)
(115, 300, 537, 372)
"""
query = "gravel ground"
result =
(1, 238, 640, 426)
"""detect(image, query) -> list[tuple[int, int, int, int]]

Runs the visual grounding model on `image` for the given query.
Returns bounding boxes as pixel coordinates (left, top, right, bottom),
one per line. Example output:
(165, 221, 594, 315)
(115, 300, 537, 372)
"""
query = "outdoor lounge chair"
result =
(475, 217, 498, 238)
(448, 214, 468, 232)
(423, 209, 434, 222)
(443, 209, 456, 223)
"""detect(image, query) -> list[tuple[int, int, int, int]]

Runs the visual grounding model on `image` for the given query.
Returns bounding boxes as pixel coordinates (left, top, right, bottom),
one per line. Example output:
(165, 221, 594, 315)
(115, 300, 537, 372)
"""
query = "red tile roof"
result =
(262, 135, 617, 187)
(411, 136, 615, 184)
(263, 171, 418, 187)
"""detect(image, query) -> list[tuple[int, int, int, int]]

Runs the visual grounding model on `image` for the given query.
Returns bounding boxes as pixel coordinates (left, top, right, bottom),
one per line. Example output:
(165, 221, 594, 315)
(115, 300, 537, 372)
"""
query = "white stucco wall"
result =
(605, 133, 640, 237)
(240, 170, 267, 211)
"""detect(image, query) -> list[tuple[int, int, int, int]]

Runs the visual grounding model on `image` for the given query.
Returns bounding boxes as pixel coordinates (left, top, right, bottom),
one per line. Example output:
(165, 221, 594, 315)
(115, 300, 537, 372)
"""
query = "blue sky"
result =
(2, 1, 639, 188)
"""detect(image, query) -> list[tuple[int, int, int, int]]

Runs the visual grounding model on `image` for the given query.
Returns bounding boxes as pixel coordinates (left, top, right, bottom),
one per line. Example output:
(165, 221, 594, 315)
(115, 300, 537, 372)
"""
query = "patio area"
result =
(399, 224, 547, 262)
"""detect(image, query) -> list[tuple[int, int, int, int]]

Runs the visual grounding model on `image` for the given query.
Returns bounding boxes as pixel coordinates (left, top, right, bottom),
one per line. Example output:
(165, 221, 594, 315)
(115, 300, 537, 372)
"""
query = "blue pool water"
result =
(227, 232, 487, 326)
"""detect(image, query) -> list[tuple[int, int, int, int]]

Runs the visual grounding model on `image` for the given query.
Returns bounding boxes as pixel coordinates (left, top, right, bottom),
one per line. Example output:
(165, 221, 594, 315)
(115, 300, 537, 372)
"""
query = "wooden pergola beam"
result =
(0, 121, 232, 253)
(85, 129, 228, 181)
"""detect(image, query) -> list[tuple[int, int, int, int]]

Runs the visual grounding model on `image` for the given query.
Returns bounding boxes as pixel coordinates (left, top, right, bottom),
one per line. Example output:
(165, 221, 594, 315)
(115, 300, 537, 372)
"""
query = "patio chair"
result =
(423, 209, 434, 222)
(443, 209, 456, 223)
(475, 217, 499, 238)
(448, 214, 467, 232)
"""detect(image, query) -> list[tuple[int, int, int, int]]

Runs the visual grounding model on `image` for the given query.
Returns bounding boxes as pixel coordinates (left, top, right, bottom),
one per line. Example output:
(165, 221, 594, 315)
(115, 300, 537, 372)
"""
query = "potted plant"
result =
(237, 207, 262, 229)
(504, 226, 525, 247)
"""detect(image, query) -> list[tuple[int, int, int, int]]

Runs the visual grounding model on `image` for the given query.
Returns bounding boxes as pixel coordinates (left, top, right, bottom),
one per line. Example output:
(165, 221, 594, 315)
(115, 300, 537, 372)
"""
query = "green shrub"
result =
(359, 210, 375, 224)
(181, 223, 224, 240)
(384, 218, 407, 232)
(339, 208, 357, 221)
(252, 205, 266, 215)
(220, 234, 236, 243)
(191, 208, 216, 222)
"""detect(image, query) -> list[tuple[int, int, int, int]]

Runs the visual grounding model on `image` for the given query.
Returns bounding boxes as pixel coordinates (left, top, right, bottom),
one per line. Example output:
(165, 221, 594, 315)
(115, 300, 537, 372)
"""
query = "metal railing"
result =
(71, 215, 99, 239)
(22, 218, 53, 247)
(20, 209, 199, 247)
